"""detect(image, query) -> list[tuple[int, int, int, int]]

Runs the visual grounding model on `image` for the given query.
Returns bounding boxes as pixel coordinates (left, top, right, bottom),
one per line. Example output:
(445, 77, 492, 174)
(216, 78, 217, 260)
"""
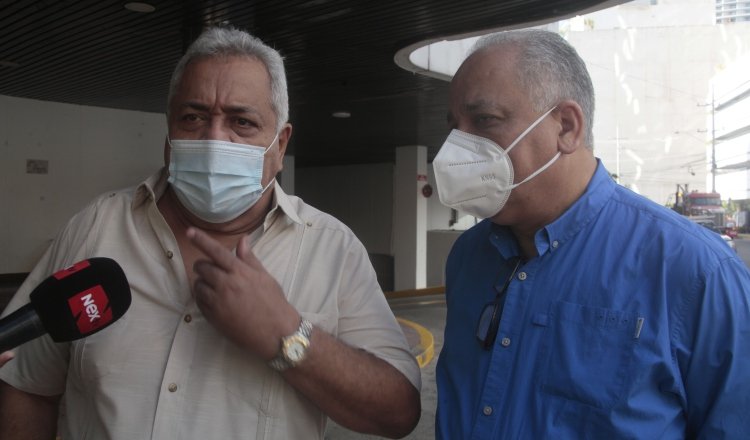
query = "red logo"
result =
(67, 285, 113, 334)
(53, 260, 91, 280)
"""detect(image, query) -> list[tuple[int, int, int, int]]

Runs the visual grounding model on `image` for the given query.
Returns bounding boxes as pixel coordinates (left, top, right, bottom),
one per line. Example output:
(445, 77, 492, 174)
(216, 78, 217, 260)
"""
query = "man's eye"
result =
(236, 118, 257, 127)
(182, 114, 200, 122)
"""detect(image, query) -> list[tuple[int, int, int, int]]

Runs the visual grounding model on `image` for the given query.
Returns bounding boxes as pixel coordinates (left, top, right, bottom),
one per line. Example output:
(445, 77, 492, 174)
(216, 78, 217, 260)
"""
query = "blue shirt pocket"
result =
(538, 301, 638, 409)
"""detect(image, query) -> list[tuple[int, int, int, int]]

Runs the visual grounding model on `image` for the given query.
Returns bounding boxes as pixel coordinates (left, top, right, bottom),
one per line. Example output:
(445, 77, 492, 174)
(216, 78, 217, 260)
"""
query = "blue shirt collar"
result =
(489, 159, 615, 259)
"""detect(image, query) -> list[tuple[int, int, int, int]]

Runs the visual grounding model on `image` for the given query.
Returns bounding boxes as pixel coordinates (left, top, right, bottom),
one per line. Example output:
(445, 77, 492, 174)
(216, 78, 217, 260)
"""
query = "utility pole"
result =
(711, 86, 716, 193)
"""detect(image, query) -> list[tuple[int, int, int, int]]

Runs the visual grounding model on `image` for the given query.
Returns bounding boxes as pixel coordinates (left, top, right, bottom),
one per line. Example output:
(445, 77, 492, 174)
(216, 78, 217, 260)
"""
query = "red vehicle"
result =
(723, 220, 739, 239)
(683, 192, 725, 229)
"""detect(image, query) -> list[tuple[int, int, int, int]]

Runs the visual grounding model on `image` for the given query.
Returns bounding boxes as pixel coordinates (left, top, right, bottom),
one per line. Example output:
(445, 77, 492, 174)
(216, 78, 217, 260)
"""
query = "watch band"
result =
(269, 318, 313, 371)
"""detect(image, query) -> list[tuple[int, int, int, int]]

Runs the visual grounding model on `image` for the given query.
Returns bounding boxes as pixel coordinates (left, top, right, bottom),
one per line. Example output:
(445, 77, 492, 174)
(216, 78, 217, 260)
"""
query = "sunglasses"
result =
(476, 258, 522, 350)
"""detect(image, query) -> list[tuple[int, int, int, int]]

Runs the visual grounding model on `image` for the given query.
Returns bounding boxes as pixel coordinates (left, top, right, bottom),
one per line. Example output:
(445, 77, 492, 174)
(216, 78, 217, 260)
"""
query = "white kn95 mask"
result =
(433, 107, 559, 219)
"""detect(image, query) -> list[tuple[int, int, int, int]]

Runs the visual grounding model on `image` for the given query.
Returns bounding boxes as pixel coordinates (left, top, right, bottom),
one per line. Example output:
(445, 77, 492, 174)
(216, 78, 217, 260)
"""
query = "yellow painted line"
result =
(385, 286, 445, 300)
(397, 317, 435, 368)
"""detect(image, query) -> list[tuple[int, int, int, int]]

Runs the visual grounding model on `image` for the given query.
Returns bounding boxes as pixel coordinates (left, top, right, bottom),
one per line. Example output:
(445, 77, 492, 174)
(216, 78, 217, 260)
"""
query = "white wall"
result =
(0, 95, 165, 273)
(296, 163, 395, 256)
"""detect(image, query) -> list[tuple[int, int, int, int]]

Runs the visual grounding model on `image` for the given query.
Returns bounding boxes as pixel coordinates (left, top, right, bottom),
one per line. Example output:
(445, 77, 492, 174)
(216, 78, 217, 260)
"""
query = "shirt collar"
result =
(132, 169, 168, 209)
(488, 159, 615, 258)
(131, 168, 303, 228)
(267, 180, 303, 228)
(540, 159, 615, 255)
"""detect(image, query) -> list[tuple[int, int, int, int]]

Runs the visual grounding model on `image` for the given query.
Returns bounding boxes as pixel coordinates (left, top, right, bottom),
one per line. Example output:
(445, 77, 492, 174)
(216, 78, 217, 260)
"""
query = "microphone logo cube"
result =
(53, 260, 92, 280)
(68, 285, 113, 334)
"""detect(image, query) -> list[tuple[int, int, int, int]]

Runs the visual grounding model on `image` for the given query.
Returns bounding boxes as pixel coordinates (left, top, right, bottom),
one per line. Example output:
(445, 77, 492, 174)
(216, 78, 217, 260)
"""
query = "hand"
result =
(186, 227, 300, 360)
(0, 351, 13, 368)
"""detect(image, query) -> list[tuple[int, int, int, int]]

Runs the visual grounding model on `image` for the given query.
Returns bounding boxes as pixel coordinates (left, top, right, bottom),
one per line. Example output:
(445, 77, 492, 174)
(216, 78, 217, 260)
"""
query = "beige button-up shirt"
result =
(0, 170, 420, 440)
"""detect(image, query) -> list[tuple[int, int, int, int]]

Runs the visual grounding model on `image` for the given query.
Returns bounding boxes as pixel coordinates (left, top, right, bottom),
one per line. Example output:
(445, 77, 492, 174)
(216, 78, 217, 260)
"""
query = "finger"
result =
(0, 351, 15, 366)
(187, 227, 237, 271)
(192, 259, 228, 287)
(236, 235, 262, 269)
(193, 278, 216, 309)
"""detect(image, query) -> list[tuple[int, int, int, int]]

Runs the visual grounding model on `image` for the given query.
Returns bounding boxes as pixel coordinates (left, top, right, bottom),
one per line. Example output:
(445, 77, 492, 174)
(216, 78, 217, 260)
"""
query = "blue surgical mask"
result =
(167, 134, 278, 223)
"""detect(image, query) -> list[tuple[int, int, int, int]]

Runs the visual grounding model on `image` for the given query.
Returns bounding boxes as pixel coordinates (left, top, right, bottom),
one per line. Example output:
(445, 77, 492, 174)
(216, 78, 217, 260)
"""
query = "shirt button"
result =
(552, 240, 559, 248)
(518, 272, 527, 281)
(483, 406, 493, 416)
(184, 314, 192, 323)
(166, 250, 174, 259)
(306, 221, 313, 227)
(168, 383, 178, 392)
(501, 337, 511, 347)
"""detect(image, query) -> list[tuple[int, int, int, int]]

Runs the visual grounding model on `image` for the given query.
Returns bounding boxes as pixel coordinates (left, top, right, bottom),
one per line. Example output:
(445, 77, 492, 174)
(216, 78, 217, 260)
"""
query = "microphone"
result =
(0, 257, 131, 352)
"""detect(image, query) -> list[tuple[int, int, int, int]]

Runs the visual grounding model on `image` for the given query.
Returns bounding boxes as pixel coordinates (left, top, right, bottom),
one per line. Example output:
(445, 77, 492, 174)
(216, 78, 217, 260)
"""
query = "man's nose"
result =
(204, 118, 232, 141)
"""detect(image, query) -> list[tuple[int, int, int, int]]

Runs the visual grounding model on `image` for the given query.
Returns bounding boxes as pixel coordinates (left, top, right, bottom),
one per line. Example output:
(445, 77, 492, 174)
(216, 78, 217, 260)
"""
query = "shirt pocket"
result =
(70, 318, 134, 380)
(538, 301, 638, 409)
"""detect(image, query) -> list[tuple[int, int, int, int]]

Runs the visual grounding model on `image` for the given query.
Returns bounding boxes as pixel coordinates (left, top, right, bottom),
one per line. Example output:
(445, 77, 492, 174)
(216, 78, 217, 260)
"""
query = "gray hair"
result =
(470, 29, 595, 149)
(167, 27, 289, 132)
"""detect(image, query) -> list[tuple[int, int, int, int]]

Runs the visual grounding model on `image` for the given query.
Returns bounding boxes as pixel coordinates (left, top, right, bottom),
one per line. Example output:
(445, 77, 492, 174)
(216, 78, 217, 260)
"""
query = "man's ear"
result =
(555, 100, 585, 154)
(275, 123, 293, 169)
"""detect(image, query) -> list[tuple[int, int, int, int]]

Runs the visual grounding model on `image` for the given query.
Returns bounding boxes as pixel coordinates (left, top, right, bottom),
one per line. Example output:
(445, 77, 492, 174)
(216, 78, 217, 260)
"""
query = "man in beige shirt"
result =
(0, 26, 421, 439)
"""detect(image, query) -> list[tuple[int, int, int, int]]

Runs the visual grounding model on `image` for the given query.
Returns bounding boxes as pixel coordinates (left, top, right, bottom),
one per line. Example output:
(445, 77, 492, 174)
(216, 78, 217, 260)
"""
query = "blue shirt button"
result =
(501, 337, 511, 347)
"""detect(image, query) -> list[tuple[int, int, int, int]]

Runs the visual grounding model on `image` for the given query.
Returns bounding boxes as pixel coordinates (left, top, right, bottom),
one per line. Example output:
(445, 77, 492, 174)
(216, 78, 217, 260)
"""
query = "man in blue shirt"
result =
(433, 29, 750, 439)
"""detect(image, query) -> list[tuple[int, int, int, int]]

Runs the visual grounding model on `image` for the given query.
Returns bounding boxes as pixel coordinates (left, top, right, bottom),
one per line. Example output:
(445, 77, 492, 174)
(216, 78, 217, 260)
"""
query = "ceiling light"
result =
(124, 2, 156, 13)
(332, 111, 351, 119)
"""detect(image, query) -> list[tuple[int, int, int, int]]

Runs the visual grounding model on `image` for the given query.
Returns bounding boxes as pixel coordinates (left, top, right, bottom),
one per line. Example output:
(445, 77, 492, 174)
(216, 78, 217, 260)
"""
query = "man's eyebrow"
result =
(446, 100, 507, 124)
(464, 100, 503, 113)
(180, 101, 210, 112)
(223, 105, 261, 115)
(178, 102, 263, 118)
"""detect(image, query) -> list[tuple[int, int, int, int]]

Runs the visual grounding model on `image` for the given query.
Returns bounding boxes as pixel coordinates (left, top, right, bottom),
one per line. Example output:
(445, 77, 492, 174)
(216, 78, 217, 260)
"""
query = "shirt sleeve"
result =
(333, 237, 422, 391)
(676, 256, 750, 438)
(0, 202, 99, 396)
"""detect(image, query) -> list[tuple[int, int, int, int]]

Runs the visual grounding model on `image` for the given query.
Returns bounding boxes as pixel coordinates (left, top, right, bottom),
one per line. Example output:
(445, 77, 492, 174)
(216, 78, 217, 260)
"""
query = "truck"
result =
(672, 188, 726, 231)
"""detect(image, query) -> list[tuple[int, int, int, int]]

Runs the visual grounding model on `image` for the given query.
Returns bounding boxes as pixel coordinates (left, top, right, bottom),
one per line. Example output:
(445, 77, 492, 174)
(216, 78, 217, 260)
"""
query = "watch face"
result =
(284, 335, 309, 364)
(287, 341, 306, 362)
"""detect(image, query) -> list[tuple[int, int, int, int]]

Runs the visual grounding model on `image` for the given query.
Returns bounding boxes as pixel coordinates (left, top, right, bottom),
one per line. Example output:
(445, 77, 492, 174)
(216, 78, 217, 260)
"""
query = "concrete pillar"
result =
(393, 146, 427, 291)
(279, 155, 295, 195)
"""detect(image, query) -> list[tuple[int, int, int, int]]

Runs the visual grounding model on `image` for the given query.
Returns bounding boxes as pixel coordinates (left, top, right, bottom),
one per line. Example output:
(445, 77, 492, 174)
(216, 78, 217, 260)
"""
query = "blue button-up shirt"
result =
(436, 161, 750, 439)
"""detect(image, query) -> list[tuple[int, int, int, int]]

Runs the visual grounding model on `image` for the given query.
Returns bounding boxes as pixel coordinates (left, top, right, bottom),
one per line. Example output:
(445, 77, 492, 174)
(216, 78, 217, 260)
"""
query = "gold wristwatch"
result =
(269, 318, 313, 371)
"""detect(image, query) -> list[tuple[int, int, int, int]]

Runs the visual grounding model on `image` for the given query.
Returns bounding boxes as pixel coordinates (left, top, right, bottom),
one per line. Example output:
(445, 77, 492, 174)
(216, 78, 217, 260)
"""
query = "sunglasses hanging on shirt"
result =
(476, 258, 522, 350)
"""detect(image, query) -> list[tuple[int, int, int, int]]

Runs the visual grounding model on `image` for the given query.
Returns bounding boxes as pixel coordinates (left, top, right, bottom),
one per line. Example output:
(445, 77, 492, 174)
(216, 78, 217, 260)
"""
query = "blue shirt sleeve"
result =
(675, 256, 750, 439)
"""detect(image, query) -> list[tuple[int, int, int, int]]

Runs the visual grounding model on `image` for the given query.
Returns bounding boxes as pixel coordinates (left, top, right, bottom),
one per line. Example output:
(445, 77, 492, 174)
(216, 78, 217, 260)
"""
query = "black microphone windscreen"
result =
(29, 257, 132, 342)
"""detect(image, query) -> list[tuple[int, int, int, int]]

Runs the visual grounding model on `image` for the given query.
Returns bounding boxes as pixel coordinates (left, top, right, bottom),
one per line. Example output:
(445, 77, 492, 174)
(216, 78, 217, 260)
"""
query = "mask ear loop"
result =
(501, 106, 559, 191)
(506, 151, 561, 190)
(260, 131, 282, 193)
(505, 106, 557, 154)
(263, 132, 280, 154)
